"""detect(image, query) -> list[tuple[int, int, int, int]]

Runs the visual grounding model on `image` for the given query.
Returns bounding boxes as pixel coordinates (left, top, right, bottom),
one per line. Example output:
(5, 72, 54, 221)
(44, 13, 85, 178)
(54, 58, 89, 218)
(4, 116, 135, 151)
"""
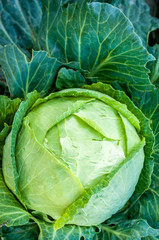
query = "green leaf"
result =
(0, 124, 10, 141)
(0, 0, 42, 50)
(35, 219, 96, 240)
(56, 67, 87, 90)
(1, 223, 39, 240)
(124, 87, 159, 230)
(0, 95, 20, 131)
(0, 95, 20, 162)
(104, 83, 158, 223)
(142, 237, 159, 240)
(2, 91, 40, 197)
(92, 0, 159, 47)
(0, 45, 61, 98)
(37, 1, 154, 91)
(41, 0, 77, 8)
(119, 0, 159, 47)
(0, 170, 31, 227)
(99, 219, 159, 240)
(137, 89, 159, 229)
(149, 45, 159, 86)
(36, 0, 77, 58)
(0, 124, 11, 163)
(143, 237, 159, 240)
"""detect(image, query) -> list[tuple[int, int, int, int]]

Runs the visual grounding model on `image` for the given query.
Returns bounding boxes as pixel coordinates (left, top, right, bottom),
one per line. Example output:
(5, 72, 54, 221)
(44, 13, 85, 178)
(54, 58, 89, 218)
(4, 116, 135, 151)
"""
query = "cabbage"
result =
(0, 0, 158, 238)
(2, 85, 146, 229)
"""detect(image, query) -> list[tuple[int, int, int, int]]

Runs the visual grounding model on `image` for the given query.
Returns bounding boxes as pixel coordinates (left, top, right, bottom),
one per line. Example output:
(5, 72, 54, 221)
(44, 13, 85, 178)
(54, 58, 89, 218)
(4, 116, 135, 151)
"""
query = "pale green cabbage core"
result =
(3, 90, 144, 226)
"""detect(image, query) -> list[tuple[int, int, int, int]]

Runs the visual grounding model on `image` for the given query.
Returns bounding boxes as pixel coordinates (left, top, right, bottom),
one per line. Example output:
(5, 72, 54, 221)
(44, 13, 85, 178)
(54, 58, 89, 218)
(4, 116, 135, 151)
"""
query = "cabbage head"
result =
(2, 83, 147, 229)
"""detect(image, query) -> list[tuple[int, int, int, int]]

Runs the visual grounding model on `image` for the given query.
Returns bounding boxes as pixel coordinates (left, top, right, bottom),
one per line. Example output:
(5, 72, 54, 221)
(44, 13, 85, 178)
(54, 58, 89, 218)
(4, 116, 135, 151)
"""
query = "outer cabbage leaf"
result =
(1, 223, 39, 240)
(0, 170, 31, 227)
(0, 1, 155, 97)
(97, 219, 159, 240)
(143, 237, 159, 240)
(36, 1, 154, 91)
(36, 219, 96, 240)
(0, 0, 42, 92)
(0, 96, 20, 131)
(118, 86, 159, 231)
(2, 91, 40, 197)
(148, 45, 159, 87)
(56, 67, 87, 90)
(0, 95, 20, 161)
(0, 124, 11, 162)
(91, 0, 159, 47)
(0, 46, 61, 98)
(0, 0, 42, 50)
(36, 0, 78, 58)
(135, 89, 159, 229)
(0, 45, 84, 98)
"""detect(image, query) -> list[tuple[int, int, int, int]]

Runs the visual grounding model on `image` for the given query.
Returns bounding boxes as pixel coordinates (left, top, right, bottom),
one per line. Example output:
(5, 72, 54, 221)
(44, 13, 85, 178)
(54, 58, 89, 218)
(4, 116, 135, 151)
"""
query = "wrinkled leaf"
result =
(0, 124, 11, 163)
(0, 95, 20, 163)
(37, 1, 154, 91)
(98, 219, 159, 240)
(7, 91, 40, 196)
(36, 219, 96, 240)
(0, 95, 20, 131)
(142, 237, 159, 240)
(135, 89, 159, 229)
(36, 0, 78, 58)
(0, 45, 61, 98)
(0, 0, 42, 50)
(56, 67, 86, 90)
(123, 87, 159, 230)
(0, 170, 31, 227)
(149, 45, 159, 86)
(1, 223, 39, 240)
(92, 0, 159, 47)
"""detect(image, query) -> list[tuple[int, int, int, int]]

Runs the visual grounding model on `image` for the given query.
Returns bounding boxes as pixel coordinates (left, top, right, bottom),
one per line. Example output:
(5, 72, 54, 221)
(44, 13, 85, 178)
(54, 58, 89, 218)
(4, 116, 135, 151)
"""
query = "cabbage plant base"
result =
(2, 83, 151, 232)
